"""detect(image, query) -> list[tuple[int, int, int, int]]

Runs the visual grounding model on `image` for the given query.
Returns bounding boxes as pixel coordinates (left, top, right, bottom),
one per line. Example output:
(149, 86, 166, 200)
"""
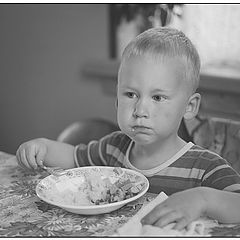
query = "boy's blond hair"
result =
(119, 27, 201, 93)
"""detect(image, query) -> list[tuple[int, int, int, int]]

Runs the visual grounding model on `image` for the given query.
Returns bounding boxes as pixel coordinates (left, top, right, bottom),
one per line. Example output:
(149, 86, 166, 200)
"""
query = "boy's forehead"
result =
(119, 55, 187, 81)
(118, 55, 194, 94)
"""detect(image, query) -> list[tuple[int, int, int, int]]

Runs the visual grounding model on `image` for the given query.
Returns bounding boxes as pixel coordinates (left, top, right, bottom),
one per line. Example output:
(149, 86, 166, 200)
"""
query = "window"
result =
(110, 4, 240, 68)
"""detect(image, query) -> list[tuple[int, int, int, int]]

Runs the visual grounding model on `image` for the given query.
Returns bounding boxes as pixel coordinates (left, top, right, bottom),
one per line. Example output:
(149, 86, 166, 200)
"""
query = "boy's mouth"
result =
(131, 125, 151, 132)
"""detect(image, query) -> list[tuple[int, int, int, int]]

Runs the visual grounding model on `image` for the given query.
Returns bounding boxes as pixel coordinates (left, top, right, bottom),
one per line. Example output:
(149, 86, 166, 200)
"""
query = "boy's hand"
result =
(141, 187, 206, 230)
(16, 138, 48, 170)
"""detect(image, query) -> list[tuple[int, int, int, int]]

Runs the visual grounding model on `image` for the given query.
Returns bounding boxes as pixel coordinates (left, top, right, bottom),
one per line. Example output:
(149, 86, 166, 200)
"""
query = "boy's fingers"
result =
(35, 145, 47, 166)
(19, 148, 32, 170)
(25, 146, 38, 169)
(173, 217, 188, 230)
(153, 211, 182, 228)
(141, 205, 170, 225)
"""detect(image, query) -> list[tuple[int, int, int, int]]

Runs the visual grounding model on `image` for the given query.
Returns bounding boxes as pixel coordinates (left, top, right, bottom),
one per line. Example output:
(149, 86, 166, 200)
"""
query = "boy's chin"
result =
(130, 134, 156, 145)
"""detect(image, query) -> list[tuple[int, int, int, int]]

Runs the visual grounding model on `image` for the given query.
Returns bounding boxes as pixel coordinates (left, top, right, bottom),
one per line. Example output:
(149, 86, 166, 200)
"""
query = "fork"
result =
(40, 165, 66, 177)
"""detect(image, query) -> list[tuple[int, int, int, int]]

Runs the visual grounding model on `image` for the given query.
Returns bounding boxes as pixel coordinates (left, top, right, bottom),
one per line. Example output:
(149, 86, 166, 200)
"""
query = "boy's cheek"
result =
(117, 108, 132, 125)
(118, 106, 132, 118)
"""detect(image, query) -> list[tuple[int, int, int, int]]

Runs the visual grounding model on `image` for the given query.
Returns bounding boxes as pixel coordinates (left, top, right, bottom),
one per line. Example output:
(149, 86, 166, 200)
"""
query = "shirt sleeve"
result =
(202, 155, 240, 193)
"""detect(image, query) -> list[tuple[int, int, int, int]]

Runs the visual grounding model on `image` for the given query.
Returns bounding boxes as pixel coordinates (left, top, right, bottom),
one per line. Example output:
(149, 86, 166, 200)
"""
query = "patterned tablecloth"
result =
(1, 151, 240, 237)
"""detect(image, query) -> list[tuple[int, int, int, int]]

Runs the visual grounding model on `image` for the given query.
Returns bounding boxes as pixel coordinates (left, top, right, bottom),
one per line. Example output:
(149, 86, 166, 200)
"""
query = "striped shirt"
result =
(75, 131, 240, 195)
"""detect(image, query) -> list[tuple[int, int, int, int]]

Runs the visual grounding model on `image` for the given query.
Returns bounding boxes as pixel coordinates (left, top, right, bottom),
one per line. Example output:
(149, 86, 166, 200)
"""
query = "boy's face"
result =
(117, 55, 193, 145)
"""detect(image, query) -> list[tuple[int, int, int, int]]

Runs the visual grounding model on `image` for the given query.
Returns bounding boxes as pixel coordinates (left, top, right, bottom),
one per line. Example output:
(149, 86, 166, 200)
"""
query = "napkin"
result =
(115, 192, 205, 236)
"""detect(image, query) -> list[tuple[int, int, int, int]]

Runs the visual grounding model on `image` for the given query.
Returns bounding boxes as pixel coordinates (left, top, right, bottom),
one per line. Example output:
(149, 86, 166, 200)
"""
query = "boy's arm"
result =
(16, 138, 76, 170)
(141, 186, 240, 230)
(202, 187, 240, 223)
(43, 138, 76, 169)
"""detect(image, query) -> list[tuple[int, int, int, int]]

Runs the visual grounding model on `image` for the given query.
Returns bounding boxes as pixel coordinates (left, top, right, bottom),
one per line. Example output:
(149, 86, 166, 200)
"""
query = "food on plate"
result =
(42, 167, 146, 206)
(86, 167, 145, 205)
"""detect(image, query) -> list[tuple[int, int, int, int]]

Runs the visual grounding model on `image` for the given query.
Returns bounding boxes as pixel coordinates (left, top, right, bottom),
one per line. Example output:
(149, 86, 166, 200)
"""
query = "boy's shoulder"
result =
(174, 143, 237, 174)
(100, 131, 132, 154)
(188, 144, 228, 163)
(102, 130, 131, 144)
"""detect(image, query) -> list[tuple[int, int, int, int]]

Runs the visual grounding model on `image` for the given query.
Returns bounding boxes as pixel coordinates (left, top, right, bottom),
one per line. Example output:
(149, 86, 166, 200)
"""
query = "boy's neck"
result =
(129, 137, 186, 170)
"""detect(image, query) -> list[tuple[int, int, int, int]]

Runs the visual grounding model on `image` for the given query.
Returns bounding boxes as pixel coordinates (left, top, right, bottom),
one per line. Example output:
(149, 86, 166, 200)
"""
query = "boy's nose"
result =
(133, 100, 149, 118)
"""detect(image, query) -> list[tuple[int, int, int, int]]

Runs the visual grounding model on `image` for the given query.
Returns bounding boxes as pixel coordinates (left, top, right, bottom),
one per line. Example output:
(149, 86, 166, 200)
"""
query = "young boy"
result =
(16, 27, 240, 230)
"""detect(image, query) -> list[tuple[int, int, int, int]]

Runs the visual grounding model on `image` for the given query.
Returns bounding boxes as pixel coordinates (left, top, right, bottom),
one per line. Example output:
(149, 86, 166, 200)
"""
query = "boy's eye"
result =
(152, 95, 166, 102)
(125, 92, 137, 98)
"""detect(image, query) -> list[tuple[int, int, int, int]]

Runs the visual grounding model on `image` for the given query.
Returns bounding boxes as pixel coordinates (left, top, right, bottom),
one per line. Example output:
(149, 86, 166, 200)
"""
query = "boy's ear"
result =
(184, 93, 201, 120)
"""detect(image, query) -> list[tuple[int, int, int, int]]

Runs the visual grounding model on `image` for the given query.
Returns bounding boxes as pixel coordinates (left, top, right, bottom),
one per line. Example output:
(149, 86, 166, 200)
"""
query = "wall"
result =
(0, 4, 116, 154)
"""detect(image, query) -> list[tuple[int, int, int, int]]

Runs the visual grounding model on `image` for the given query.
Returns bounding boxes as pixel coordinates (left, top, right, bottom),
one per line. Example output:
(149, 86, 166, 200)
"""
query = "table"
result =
(1, 151, 240, 237)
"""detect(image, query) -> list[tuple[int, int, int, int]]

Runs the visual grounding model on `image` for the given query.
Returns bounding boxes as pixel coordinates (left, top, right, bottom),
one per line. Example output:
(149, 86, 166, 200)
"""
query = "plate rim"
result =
(36, 166, 149, 211)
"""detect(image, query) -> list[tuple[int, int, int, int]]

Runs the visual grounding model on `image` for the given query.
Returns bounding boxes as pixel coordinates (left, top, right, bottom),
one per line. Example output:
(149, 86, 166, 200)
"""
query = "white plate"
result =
(36, 166, 149, 215)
